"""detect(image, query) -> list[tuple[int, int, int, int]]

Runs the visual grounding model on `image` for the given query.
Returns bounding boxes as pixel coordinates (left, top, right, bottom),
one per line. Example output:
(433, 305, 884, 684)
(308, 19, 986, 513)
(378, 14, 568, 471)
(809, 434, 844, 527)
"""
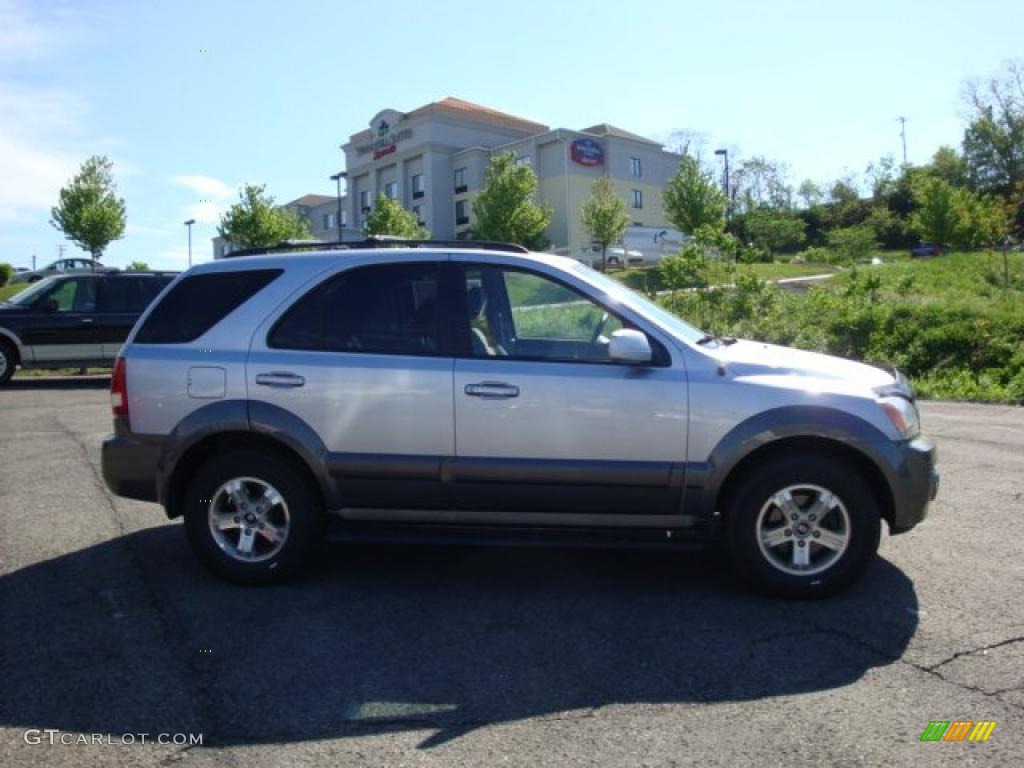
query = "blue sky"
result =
(1, 0, 1021, 271)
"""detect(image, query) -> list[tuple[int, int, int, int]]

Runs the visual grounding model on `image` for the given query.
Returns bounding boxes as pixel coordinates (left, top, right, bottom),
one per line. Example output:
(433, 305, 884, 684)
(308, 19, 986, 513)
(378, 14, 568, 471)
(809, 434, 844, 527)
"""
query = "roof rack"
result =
(224, 237, 530, 258)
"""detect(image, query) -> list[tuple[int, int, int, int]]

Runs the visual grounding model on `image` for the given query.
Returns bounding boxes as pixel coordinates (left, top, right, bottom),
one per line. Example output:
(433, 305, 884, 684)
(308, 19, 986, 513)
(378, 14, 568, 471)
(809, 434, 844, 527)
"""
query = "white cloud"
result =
(171, 174, 234, 199)
(126, 223, 171, 237)
(0, 82, 87, 221)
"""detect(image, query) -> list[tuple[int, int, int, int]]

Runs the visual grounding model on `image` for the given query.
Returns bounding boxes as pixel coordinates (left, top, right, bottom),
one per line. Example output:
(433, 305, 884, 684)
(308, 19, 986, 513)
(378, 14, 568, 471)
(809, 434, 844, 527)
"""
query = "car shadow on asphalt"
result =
(0, 525, 918, 749)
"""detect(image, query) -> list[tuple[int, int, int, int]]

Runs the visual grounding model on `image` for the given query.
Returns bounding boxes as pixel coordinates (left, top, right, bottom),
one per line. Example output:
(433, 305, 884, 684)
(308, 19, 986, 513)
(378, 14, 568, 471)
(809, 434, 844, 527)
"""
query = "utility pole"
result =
(898, 117, 908, 168)
(57, 244, 66, 259)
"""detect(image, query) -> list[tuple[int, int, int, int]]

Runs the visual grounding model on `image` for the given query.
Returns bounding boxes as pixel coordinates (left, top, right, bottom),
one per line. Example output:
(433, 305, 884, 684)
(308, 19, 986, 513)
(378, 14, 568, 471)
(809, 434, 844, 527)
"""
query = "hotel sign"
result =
(571, 138, 604, 166)
(356, 109, 413, 160)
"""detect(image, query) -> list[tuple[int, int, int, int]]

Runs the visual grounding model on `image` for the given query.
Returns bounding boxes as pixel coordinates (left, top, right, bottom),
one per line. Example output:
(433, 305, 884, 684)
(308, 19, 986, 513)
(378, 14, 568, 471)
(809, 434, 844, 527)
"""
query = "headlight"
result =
(877, 395, 920, 439)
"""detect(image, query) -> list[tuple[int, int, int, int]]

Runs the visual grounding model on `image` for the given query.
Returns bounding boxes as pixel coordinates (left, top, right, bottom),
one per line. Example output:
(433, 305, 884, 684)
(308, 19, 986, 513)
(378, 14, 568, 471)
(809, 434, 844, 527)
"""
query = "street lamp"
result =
(184, 219, 195, 267)
(714, 148, 730, 222)
(329, 171, 347, 242)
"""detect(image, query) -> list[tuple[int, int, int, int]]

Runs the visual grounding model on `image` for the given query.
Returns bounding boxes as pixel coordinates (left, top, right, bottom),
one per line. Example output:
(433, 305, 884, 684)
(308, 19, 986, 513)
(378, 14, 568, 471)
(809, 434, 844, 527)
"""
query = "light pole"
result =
(184, 219, 195, 267)
(330, 171, 347, 242)
(714, 148, 730, 223)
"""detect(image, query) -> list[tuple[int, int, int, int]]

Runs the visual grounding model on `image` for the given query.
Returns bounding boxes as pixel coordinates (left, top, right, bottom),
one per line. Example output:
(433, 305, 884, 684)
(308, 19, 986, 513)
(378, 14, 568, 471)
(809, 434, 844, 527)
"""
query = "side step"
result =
(325, 519, 709, 551)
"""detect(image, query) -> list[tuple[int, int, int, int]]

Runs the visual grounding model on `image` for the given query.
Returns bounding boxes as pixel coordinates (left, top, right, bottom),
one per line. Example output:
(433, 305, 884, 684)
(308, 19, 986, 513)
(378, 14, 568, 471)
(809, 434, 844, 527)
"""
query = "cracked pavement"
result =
(1, 379, 1021, 767)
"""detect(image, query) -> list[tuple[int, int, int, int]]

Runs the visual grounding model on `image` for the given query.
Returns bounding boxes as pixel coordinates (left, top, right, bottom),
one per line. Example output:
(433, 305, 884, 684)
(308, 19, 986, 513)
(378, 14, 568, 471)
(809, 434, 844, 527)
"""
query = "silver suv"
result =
(101, 240, 938, 597)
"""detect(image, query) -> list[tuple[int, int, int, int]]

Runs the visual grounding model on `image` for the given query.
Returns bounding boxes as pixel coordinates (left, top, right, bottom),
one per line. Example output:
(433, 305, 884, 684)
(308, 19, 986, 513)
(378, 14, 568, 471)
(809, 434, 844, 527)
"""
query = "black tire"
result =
(183, 450, 323, 585)
(0, 339, 17, 385)
(726, 454, 881, 599)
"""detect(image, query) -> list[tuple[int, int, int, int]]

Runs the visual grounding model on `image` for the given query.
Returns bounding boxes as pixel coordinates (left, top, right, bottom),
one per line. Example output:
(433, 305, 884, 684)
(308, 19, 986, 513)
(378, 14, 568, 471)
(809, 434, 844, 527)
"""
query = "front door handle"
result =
(255, 372, 306, 388)
(465, 381, 520, 399)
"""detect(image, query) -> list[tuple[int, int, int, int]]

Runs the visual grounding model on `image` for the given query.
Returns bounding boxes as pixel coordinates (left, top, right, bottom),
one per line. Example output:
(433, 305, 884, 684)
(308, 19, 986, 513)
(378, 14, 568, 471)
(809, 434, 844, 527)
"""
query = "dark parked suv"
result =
(0, 271, 176, 383)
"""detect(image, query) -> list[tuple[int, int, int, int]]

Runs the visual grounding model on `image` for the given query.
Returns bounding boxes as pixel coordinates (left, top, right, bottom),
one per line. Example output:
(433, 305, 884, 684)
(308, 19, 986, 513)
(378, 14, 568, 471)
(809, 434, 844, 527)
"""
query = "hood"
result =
(713, 339, 895, 392)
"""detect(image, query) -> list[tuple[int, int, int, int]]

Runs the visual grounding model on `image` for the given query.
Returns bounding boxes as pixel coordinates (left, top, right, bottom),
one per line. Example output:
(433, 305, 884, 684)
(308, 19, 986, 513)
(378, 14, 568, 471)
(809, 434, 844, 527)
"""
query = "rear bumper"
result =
(889, 435, 938, 534)
(101, 433, 161, 503)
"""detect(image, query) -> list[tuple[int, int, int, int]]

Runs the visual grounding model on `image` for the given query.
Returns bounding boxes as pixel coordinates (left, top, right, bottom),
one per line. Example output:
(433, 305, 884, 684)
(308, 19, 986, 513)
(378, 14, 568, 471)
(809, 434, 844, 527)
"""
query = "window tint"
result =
(98, 277, 145, 313)
(135, 270, 281, 344)
(270, 263, 439, 356)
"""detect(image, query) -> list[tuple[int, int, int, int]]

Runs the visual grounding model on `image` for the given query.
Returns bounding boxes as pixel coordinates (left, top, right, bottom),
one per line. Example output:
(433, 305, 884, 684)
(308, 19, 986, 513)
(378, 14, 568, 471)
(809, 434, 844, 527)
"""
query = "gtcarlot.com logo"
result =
(23, 730, 203, 746)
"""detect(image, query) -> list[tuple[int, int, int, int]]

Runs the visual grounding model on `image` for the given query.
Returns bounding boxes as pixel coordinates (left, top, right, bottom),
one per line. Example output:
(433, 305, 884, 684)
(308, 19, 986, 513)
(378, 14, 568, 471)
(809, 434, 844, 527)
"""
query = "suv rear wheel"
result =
(726, 454, 881, 598)
(0, 340, 16, 384)
(184, 451, 323, 585)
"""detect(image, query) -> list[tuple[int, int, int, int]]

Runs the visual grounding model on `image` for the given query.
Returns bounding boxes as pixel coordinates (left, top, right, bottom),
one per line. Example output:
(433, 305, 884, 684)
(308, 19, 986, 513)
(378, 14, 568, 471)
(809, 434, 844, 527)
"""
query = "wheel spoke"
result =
(236, 528, 257, 556)
(761, 526, 790, 549)
(791, 542, 810, 568)
(257, 488, 283, 514)
(815, 529, 846, 551)
(212, 511, 240, 532)
(806, 491, 836, 522)
(223, 478, 248, 509)
(258, 523, 285, 547)
(772, 489, 801, 519)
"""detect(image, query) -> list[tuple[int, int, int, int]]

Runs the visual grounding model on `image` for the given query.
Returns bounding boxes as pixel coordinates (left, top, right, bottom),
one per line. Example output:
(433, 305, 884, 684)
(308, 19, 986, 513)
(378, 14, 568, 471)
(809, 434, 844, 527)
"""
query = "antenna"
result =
(897, 116, 908, 167)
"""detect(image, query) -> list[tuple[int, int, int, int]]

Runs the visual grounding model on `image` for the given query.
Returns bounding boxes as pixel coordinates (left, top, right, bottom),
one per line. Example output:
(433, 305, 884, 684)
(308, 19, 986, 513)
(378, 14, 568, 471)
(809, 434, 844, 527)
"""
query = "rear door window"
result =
(134, 270, 281, 344)
(269, 263, 439, 356)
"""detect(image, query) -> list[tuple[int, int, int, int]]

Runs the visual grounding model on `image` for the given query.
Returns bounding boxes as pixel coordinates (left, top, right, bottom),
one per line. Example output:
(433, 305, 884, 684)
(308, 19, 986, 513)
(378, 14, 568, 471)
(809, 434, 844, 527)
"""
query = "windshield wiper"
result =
(696, 333, 738, 346)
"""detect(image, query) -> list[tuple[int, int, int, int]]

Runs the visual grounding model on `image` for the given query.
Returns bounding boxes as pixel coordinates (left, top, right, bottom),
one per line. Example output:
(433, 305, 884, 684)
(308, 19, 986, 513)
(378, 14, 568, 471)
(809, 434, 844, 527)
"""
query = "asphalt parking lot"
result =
(1, 377, 1021, 767)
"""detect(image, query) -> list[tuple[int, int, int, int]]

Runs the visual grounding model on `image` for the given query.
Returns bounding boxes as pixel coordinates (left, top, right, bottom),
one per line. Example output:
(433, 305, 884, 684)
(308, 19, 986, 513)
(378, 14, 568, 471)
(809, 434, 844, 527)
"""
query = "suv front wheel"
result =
(726, 454, 881, 598)
(184, 451, 323, 585)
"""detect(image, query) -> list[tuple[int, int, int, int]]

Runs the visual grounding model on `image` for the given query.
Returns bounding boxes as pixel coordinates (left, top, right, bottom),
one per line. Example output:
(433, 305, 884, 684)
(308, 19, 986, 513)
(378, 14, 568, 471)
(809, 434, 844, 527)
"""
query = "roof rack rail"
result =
(224, 237, 530, 258)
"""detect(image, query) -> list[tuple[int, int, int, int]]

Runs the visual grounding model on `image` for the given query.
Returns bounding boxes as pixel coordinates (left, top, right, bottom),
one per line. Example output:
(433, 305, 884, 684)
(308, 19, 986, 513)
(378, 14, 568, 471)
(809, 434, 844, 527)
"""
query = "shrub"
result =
(0, 263, 12, 286)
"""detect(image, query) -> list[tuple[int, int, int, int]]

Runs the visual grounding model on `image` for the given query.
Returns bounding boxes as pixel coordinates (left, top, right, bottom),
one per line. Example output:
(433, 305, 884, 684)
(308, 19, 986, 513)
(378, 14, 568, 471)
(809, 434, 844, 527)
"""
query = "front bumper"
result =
(889, 434, 938, 534)
(101, 433, 162, 503)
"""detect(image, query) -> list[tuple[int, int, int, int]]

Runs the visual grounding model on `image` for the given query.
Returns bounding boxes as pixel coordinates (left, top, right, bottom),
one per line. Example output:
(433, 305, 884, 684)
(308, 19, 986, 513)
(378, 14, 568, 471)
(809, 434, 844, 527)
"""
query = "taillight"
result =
(111, 357, 129, 418)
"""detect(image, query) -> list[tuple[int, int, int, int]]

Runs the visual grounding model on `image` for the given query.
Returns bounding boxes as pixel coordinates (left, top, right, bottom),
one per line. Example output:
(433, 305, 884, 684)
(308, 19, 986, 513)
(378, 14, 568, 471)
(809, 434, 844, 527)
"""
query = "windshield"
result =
(3, 278, 56, 306)
(569, 262, 707, 345)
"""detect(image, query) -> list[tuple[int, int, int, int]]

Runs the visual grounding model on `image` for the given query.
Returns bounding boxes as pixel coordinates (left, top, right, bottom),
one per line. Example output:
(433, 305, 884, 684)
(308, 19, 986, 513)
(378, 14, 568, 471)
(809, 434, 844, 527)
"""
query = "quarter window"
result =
(270, 263, 440, 356)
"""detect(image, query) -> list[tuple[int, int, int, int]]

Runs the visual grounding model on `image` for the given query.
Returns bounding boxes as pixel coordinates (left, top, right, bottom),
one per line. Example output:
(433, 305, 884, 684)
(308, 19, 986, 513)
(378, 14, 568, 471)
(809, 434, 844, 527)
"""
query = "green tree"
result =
(125, 261, 150, 271)
(471, 152, 552, 248)
(797, 179, 823, 209)
(910, 177, 967, 249)
(363, 194, 429, 239)
(50, 155, 127, 259)
(581, 176, 629, 271)
(827, 224, 878, 263)
(927, 146, 969, 188)
(217, 184, 312, 248)
(962, 60, 1024, 198)
(743, 209, 807, 254)
(663, 155, 726, 235)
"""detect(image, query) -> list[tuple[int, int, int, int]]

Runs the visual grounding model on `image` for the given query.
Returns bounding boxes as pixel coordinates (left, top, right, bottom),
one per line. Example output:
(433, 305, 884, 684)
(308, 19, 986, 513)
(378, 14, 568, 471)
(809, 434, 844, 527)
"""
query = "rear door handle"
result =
(255, 372, 306, 388)
(465, 381, 520, 399)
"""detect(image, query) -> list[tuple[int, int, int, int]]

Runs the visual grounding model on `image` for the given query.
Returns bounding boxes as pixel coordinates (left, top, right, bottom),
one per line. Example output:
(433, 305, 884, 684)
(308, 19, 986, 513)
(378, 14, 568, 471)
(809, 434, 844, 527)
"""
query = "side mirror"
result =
(608, 329, 652, 365)
(39, 298, 59, 313)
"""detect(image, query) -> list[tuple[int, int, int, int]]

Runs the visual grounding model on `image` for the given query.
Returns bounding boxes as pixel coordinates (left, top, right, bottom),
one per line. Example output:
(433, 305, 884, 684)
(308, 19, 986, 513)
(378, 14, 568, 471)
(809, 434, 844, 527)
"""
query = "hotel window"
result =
(359, 190, 370, 212)
(340, 209, 347, 227)
(412, 173, 424, 199)
(412, 204, 423, 224)
(515, 155, 532, 167)
(384, 182, 397, 200)
(454, 167, 467, 193)
(632, 189, 643, 209)
(630, 157, 642, 177)
(323, 213, 335, 229)
(455, 199, 469, 226)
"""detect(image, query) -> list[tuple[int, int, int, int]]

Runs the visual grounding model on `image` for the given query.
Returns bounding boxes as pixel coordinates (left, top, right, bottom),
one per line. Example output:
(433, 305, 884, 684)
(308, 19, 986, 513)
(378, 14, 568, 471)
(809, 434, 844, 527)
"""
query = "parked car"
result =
(0, 271, 177, 383)
(910, 243, 943, 257)
(10, 258, 114, 284)
(100, 240, 937, 597)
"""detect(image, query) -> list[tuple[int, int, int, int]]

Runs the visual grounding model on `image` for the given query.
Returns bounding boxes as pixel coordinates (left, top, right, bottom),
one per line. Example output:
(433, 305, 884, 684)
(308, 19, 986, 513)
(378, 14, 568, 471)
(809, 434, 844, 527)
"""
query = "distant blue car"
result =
(910, 243, 943, 257)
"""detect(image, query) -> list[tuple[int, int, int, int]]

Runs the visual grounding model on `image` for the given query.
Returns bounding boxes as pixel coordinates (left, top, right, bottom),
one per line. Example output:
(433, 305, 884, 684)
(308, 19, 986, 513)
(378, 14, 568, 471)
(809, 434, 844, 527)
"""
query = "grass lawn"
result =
(614, 261, 838, 294)
(0, 283, 27, 302)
